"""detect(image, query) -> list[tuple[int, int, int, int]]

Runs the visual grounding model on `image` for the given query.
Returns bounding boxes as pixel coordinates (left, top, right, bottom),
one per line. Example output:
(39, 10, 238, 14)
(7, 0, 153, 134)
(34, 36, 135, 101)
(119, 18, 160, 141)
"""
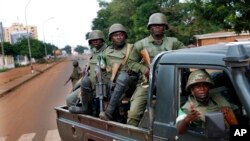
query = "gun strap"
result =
(121, 43, 133, 65)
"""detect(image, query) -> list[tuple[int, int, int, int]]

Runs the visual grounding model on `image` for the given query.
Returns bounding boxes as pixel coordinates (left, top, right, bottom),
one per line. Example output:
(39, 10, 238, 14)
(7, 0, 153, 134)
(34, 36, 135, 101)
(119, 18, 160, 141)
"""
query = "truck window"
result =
(177, 68, 249, 137)
(246, 66, 250, 83)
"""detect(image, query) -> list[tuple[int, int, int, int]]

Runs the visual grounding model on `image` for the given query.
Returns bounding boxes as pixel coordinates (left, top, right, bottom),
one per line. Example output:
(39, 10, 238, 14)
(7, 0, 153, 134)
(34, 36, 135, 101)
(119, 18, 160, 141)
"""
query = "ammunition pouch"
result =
(127, 70, 137, 76)
(127, 70, 140, 82)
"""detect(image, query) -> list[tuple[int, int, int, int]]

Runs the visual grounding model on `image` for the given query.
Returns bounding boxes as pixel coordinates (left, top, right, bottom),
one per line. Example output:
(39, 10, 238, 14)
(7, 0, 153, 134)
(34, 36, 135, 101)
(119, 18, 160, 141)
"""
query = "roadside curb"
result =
(0, 62, 59, 98)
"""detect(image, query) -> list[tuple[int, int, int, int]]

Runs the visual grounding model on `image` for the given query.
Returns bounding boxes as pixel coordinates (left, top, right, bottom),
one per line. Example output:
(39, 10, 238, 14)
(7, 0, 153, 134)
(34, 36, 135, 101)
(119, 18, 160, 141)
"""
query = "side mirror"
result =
(205, 112, 226, 139)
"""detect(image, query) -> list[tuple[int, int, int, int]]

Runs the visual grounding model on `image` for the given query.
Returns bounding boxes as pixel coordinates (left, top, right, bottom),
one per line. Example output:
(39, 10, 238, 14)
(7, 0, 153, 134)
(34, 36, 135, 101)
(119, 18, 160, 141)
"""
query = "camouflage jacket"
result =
(71, 66, 82, 80)
(103, 43, 133, 76)
(178, 92, 237, 128)
(89, 44, 107, 87)
(128, 35, 185, 74)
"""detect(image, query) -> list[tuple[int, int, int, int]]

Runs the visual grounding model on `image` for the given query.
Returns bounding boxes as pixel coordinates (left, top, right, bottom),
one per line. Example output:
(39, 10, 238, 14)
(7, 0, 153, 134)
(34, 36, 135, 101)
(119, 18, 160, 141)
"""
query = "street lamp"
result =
(0, 22, 5, 67)
(43, 17, 54, 62)
(24, 0, 33, 73)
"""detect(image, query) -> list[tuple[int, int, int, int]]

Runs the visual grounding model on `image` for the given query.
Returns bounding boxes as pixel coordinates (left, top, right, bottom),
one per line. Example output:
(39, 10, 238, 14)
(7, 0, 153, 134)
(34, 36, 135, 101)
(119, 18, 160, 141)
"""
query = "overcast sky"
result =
(0, 0, 102, 48)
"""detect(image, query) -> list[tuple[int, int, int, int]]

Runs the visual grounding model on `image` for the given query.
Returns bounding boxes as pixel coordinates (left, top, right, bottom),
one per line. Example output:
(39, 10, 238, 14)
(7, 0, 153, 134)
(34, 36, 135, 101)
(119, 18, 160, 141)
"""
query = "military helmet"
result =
(108, 23, 127, 40)
(186, 69, 214, 91)
(147, 13, 168, 29)
(88, 30, 105, 44)
(73, 60, 79, 67)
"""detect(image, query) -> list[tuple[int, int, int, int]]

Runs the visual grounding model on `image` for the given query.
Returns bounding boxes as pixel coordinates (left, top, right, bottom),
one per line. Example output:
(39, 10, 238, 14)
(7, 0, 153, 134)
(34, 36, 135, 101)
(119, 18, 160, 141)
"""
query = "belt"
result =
(127, 70, 138, 76)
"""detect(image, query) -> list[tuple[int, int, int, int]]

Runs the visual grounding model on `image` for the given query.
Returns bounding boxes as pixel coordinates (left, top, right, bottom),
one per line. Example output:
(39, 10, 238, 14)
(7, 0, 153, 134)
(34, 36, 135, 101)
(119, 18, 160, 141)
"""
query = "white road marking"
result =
(1, 129, 61, 141)
(0, 137, 7, 141)
(17, 133, 36, 141)
(45, 129, 61, 141)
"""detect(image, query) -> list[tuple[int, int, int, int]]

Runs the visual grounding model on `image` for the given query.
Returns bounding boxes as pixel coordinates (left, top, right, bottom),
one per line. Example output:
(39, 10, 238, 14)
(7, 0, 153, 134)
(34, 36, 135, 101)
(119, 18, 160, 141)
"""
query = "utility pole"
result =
(0, 22, 5, 67)
(43, 17, 54, 64)
(25, 0, 33, 73)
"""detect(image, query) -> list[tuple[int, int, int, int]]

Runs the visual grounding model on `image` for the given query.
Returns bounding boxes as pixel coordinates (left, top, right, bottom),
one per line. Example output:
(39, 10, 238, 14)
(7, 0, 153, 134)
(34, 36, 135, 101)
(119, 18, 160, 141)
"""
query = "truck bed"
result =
(55, 105, 152, 141)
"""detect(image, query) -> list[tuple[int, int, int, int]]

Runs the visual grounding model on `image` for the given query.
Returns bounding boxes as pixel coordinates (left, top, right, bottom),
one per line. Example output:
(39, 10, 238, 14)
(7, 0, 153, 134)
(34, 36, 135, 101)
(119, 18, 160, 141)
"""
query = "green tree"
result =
(1, 42, 17, 56)
(92, 0, 249, 45)
(62, 45, 72, 54)
(189, 0, 250, 33)
(93, 0, 137, 43)
(14, 37, 46, 59)
(74, 45, 89, 54)
(93, 0, 195, 44)
(45, 43, 58, 56)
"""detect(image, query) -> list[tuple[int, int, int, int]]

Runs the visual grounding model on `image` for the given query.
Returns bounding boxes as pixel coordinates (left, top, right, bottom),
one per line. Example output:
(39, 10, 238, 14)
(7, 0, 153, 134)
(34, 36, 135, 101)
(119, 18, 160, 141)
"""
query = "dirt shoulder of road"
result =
(0, 63, 51, 85)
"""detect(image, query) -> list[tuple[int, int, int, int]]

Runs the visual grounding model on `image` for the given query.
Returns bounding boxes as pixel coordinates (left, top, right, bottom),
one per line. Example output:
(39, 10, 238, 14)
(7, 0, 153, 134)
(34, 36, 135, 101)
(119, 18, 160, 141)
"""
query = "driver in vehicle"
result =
(176, 69, 238, 134)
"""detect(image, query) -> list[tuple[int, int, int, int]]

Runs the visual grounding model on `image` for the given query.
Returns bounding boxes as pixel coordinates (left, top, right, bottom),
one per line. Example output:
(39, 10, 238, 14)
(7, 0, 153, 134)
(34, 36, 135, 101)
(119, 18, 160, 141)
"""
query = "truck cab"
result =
(55, 42, 250, 141)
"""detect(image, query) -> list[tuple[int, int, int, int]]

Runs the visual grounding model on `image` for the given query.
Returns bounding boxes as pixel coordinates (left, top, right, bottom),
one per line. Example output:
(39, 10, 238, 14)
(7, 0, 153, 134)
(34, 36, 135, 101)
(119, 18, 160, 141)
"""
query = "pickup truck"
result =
(55, 42, 250, 141)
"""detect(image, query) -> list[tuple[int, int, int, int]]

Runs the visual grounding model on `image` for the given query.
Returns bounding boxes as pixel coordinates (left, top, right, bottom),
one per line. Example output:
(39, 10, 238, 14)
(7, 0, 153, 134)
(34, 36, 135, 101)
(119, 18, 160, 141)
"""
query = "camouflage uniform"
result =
(176, 69, 238, 128)
(103, 43, 132, 74)
(99, 23, 138, 122)
(177, 93, 233, 128)
(70, 61, 82, 87)
(89, 46, 109, 89)
(127, 13, 186, 126)
(66, 30, 108, 116)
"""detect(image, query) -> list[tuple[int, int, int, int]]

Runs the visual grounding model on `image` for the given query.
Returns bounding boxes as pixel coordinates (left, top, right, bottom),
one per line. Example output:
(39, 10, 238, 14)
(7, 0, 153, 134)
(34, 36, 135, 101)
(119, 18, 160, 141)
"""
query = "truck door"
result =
(153, 65, 207, 141)
(166, 67, 250, 141)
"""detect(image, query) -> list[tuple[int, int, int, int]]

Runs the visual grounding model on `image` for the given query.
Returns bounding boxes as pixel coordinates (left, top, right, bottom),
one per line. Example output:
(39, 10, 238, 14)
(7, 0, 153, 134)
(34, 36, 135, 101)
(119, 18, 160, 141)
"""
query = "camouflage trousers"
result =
(127, 84, 148, 126)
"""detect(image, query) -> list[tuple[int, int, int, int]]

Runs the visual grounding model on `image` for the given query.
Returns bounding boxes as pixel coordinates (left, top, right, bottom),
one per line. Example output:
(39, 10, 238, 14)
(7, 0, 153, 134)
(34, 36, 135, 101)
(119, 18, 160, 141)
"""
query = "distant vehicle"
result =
(55, 42, 250, 141)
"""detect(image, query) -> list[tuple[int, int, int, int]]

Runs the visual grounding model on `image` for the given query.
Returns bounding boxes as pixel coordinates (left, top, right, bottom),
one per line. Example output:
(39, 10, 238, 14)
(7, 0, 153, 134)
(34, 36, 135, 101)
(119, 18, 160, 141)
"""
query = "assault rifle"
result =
(95, 59, 107, 112)
(64, 76, 72, 86)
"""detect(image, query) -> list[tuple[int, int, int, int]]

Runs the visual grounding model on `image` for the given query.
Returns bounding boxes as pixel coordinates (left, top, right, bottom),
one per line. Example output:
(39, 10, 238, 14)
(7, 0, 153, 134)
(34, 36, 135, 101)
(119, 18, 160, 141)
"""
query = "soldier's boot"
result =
(69, 76, 92, 114)
(91, 98, 100, 117)
(99, 72, 129, 121)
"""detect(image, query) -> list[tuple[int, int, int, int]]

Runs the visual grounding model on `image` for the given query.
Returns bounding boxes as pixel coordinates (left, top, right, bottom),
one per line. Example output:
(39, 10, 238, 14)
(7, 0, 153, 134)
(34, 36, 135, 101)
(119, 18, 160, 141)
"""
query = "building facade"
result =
(3, 23, 38, 44)
(193, 31, 250, 47)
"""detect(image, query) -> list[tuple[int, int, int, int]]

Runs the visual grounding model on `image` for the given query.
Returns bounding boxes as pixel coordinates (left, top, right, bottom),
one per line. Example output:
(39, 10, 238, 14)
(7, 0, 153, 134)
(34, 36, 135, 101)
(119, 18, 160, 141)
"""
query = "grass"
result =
(0, 68, 9, 72)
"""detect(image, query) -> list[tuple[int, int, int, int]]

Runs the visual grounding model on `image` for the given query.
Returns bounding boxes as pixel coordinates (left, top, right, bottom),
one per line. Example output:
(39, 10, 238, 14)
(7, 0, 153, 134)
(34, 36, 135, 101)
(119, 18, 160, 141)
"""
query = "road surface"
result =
(0, 56, 88, 141)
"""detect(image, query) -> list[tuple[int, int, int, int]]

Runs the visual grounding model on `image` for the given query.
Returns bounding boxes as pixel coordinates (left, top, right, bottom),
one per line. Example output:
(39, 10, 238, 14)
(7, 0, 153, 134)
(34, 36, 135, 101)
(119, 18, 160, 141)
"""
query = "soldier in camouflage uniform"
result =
(67, 30, 108, 116)
(127, 13, 186, 126)
(176, 69, 238, 134)
(99, 23, 138, 122)
(69, 60, 82, 87)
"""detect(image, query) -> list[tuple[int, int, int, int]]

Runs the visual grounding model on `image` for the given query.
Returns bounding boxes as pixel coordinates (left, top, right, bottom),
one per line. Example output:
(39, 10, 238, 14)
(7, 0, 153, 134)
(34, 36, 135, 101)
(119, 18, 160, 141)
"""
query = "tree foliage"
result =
(62, 45, 72, 54)
(74, 45, 89, 54)
(12, 37, 58, 59)
(189, 0, 250, 33)
(92, 0, 250, 45)
(1, 42, 17, 56)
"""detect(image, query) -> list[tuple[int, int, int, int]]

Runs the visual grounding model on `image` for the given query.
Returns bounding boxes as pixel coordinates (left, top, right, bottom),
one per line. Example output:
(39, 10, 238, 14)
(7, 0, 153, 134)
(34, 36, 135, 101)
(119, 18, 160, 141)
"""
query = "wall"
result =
(194, 32, 250, 46)
(0, 55, 15, 69)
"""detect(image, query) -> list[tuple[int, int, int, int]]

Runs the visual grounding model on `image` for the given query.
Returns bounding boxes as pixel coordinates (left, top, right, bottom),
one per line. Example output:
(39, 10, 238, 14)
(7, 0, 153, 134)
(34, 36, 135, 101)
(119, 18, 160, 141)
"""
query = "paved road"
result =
(0, 56, 89, 141)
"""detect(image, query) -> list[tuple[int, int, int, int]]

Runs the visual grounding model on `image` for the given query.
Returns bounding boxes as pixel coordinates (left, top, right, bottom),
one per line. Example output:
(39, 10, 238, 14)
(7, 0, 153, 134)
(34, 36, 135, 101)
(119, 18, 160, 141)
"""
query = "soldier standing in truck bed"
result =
(127, 13, 186, 126)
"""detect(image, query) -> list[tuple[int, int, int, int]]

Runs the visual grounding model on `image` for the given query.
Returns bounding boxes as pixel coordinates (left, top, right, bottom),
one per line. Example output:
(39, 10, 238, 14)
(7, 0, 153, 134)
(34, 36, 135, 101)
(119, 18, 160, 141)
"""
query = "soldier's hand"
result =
(184, 102, 201, 124)
(77, 91, 82, 98)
